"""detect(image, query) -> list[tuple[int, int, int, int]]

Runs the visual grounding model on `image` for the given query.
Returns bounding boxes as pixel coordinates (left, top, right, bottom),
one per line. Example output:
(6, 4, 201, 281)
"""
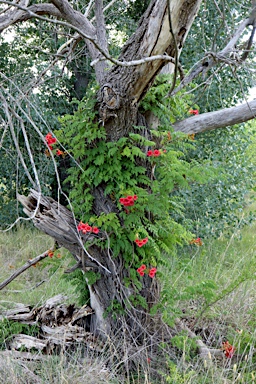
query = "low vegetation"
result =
(0, 210, 255, 383)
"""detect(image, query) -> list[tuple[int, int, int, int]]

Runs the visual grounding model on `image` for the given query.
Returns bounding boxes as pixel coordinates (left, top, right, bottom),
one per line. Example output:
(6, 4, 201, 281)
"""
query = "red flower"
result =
(137, 265, 157, 278)
(45, 133, 57, 148)
(92, 227, 99, 234)
(56, 149, 64, 156)
(153, 149, 161, 157)
(137, 264, 147, 276)
(135, 237, 148, 247)
(149, 267, 157, 278)
(119, 195, 137, 207)
(47, 250, 54, 258)
(147, 149, 163, 157)
(190, 237, 203, 246)
(222, 341, 235, 358)
(189, 109, 199, 115)
(77, 221, 99, 234)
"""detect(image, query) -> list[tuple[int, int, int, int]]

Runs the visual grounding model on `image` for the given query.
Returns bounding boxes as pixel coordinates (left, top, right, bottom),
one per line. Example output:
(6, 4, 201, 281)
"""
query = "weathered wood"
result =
(10, 335, 46, 351)
(1, 295, 100, 353)
(17, 190, 109, 274)
(173, 99, 256, 134)
(0, 349, 46, 361)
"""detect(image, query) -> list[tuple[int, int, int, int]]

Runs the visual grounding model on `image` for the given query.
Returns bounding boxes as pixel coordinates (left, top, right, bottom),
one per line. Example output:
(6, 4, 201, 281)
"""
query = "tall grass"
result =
(0, 219, 256, 383)
(0, 226, 77, 308)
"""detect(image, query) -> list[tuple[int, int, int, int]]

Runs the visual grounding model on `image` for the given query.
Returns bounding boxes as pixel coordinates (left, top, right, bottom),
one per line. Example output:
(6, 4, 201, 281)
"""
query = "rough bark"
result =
(99, 0, 202, 141)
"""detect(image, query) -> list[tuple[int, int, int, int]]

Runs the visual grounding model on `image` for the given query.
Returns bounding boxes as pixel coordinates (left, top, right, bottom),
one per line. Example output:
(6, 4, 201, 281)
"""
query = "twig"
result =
(0, 248, 53, 291)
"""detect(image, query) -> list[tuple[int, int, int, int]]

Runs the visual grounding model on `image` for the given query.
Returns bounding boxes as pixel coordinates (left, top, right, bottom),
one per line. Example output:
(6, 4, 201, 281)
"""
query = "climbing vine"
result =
(53, 77, 215, 308)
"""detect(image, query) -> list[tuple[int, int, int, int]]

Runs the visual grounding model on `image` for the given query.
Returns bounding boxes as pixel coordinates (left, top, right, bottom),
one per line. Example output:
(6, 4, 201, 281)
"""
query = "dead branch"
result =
(175, 318, 223, 361)
(0, 249, 52, 291)
(17, 189, 111, 274)
(172, 5, 256, 95)
(173, 98, 256, 134)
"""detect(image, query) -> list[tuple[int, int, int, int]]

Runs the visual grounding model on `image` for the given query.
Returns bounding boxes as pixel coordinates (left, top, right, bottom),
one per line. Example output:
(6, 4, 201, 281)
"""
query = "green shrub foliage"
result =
(56, 79, 216, 309)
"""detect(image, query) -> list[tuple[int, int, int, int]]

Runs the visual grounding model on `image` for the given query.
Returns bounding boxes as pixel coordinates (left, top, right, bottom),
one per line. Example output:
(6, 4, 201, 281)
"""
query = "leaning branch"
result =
(173, 99, 256, 134)
(0, 249, 52, 291)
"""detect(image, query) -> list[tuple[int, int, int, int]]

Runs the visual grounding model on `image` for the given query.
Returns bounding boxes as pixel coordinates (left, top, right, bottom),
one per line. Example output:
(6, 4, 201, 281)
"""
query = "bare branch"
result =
(173, 99, 256, 134)
(0, 96, 36, 188)
(172, 6, 256, 95)
(0, 249, 52, 291)
(94, 0, 109, 82)
(0, 3, 62, 31)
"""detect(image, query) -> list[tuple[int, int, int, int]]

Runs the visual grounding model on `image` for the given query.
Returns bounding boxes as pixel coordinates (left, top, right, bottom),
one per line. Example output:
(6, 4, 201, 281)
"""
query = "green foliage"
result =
(0, 319, 39, 350)
(161, 361, 197, 384)
(140, 74, 196, 124)
(63, 268, 90, 307)
(171, 332, 198, 360)
(181, 0, 253, 111)
(57, 80, 214, 309)
(174, 124, 255, 238)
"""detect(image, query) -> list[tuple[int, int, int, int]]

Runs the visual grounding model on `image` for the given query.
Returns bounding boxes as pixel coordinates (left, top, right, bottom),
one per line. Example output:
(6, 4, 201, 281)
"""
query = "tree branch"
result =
(0, 249, 51, 291)
(173, 99, 256, 134)
(94, 0, 109, 83)
(17, 189, 111, 274)
(0, 3, 62, 31)
(172, 6, 256, 95)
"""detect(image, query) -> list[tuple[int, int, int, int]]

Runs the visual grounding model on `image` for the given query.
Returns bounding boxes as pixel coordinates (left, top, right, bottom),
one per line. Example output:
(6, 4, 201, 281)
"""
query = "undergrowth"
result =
(0, 212, 255, 382)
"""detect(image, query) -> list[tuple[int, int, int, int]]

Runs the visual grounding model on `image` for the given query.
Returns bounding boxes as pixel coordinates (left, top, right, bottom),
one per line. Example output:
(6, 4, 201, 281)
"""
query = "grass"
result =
(0, 216, 256, 383)
(0, 225, 78, 308)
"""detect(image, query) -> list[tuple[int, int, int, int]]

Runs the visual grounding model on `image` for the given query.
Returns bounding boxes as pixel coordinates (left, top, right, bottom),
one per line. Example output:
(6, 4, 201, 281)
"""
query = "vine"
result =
(55, 77, 215, 308)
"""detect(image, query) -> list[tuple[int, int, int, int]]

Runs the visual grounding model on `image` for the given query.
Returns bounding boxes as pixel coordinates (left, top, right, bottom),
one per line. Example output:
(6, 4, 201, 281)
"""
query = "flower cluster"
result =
(77, 221, 99, 234)
(147, 149, 166, 157)
(190, 237, 203, 246)
(119, 195, 138, 207)
(189, 109, 199, 115)
(137, 264, 157, 278)
(135, 237, 148, 247)
(222, 341, 235, 358)
(45, 133, 57, 150)
(147, 149, 161, 157)
(45, 132, 64, 157)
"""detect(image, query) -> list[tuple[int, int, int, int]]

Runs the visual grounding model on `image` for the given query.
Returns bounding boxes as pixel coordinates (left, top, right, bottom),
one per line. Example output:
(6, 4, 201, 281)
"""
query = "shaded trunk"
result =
(18, 190, 159, 337)
(97, 0, 201, 141)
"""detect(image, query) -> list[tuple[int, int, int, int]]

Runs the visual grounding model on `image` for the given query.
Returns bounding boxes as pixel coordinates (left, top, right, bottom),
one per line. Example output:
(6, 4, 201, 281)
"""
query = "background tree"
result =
(0, 0, 256, 354)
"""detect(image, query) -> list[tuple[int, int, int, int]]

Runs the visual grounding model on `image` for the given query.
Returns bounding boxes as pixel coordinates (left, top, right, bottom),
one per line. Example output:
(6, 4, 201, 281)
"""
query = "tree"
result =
(1, 0, 256, 348)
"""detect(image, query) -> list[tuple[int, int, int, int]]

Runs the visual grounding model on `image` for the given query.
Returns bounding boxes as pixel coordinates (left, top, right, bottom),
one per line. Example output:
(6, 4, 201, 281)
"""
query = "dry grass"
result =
(0, 219, 256, 383)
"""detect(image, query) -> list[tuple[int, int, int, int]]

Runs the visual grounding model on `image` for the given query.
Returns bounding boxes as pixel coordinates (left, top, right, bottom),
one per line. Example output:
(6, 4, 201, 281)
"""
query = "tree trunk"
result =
(16, 0, 202, 340)
(98, 0, 201, 141)
(17, 190, 158, 338)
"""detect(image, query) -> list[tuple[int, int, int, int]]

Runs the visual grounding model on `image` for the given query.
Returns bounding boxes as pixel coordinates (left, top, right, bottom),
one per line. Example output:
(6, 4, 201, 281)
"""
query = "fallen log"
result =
(0, 294, 102, 354)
